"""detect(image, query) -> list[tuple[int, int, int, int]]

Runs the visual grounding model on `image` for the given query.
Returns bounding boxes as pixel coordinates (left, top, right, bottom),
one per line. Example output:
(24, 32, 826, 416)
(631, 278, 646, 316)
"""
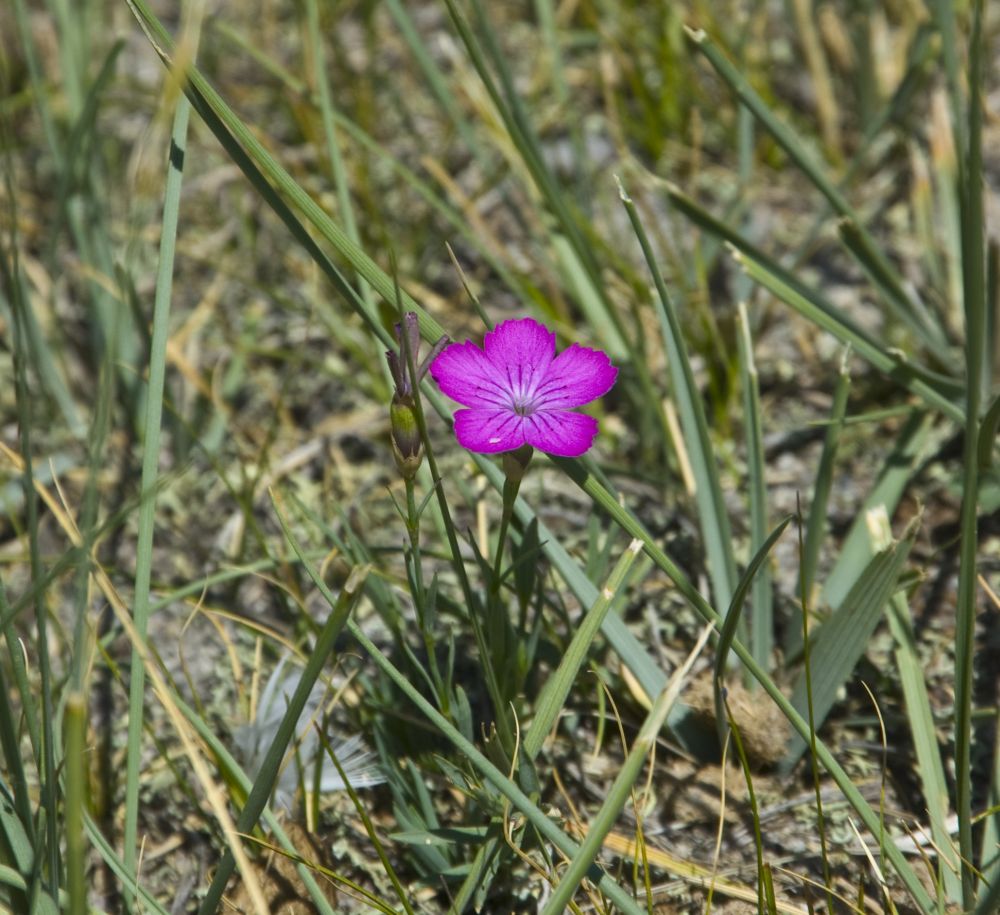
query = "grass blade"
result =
(953, 0, 986, 902)
(800, 346, 851, 605)
(731, 245, 963, 421)
(525, 538, 644, 759)
(686, 26, 949, 356)
(783, 513, 918, 768)
(618, 177, 738, 612)
(736, 302, 773, 670)
(123, 87, 193, 901)
(541, 624, 713, 915)
(713, 515, 794, 745)
(886, 567, 961, 903)
(661, 182, 963, 420)
(819, 411, 935, 613)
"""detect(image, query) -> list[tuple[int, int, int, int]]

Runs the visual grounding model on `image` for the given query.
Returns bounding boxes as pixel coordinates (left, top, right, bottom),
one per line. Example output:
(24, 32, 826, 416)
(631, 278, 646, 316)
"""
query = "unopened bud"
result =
(390, 394, 423, 478)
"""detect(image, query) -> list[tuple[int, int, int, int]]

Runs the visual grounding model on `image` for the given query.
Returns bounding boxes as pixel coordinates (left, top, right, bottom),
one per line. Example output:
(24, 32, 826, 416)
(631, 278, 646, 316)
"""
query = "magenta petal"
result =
(523, 410, 599, 457)
(482, 318, 555, 400)
(430, 340, 511, 409)
(453, 409, 527, 453)
(533, 343, 618, 409)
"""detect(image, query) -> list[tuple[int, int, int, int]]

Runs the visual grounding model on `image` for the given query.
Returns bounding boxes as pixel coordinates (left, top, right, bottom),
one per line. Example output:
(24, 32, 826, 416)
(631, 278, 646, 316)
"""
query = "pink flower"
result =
(430, 318, 618, 458)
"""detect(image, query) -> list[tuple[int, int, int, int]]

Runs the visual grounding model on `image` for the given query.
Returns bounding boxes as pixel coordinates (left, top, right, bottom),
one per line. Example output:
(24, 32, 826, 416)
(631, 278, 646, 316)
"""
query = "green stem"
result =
(405, 476, 447, 711)
(491, 477, 520, 593)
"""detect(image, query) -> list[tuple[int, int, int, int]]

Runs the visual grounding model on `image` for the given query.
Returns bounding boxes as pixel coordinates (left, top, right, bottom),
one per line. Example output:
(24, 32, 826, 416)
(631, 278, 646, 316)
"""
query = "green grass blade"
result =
(0, 273, 84, 438)
(686, 26, 948, 356)
(541, 625, 711, 915)
(0, 616, 33, 851)
(84, 813, 172, 915)
(837, 217, 950, 353)
(7, 156, 60, 906)
(819, 411, 935, 612)
(731, 245, 963, 422)
(713, 515, 794, 744)
(619, 178, 738, 612)
(800, 347, 851, 604)
(977, 719, 1000, 915)
(123, 89, 192, 901)
(977, 391, 1000, 471)
(63, 692, 86, 915)
(525, 538, 644, 759)
(442, 0, 631, 361)
(302, 0, 372, 311)
(736, 302, 773, 670)
(783, 516, 918, 768)
(886, 575, 961, 904)
(662, 182, 963, 420)
(953, 1, 986, 903)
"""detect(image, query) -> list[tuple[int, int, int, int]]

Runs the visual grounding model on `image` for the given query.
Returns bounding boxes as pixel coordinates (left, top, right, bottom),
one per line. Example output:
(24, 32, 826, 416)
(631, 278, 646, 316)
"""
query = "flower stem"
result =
(405, 475, 448, 713)
(491, 476, 520, 591)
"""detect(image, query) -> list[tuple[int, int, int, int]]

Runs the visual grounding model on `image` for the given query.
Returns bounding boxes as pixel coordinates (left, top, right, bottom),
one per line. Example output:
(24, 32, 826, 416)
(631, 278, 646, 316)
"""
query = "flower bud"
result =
(390, 394, 423, 479)
(385, 312, 448, 479)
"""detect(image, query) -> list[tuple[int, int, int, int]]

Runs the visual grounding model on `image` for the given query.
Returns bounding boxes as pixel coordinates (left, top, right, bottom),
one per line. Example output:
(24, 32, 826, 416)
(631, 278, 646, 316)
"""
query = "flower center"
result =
(511, 397, 537, 417)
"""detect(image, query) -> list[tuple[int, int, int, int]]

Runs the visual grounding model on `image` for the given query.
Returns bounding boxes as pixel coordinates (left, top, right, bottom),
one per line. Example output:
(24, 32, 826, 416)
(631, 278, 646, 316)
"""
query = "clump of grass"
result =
(1, 0, 996, 912)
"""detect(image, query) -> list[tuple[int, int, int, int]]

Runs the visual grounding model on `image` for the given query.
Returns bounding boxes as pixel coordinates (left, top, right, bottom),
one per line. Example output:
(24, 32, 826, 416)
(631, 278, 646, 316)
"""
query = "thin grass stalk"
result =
(0, 202, 42, 805)
(318, 731, 417, 915)
(800, 347, 850, 604)
(48, 0, 87, 116)
(525, 538, 644, 760)
(540, 624, 712, 915)
(712, 516, 794, 745)
(81, 815, 180, 915)
(736, 303, 772, 670)
(887, 581, 960, 904)
(724, 701, 768, 912)
(0, 616, 33, 847)
(818, 412, 933, 614)
(69, 311, 118, 690)
(303, 0, 372, 310)
(618, 178, 738, 613)
(976, 690, 1000, 912)
(0, 264, 83, 437)
(798, 514, 835, 913)
(954, 0, 986, 904)
(986, 241, 998, 392)
(8, 170, 60, 905)
(928, 0, 965, 161)
(64, 692, 86, 915)
(122, 90, 192, 903)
